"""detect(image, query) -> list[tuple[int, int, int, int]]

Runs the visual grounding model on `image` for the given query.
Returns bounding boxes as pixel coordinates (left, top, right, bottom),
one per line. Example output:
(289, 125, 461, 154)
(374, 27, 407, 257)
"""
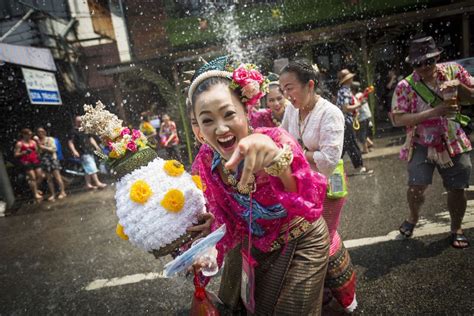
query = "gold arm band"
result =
(264, 144, 294, 177)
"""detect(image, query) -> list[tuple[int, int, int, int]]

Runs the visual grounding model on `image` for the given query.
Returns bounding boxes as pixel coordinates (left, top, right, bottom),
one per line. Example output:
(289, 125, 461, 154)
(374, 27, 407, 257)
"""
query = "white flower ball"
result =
(115, 157, 205, 252)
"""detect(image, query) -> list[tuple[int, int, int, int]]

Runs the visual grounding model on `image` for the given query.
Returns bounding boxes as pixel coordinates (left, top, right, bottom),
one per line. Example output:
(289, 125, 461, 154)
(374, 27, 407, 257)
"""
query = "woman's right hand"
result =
(186, 212, 215, 239)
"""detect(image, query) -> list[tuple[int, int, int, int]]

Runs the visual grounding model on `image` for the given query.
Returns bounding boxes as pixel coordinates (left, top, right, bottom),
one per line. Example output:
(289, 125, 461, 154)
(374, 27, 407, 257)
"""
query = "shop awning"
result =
(0, 43, 56, 71)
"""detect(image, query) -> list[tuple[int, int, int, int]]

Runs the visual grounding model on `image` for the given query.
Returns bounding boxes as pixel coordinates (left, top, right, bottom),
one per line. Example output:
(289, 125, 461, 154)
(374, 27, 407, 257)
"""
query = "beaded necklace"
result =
(221, 161, 256, 195)
(271, 111, 282, 127)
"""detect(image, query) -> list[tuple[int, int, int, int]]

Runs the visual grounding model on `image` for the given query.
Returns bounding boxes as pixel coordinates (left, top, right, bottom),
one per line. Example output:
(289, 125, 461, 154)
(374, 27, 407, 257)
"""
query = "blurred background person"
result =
(14, 128, 43, 202)
(336, 69, 373, 174)
(351, 82, 374, 154)
(68, 116, 107, 190)
(35, 127, 67, 201)
(159, 114, 181, 161)
(139, 112, 158, 149)
(249, 77, 288, 128)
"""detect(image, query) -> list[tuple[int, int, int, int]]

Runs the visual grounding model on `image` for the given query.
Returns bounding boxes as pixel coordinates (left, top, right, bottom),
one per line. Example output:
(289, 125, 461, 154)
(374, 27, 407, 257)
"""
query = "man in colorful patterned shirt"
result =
(391, 36, 474, 248)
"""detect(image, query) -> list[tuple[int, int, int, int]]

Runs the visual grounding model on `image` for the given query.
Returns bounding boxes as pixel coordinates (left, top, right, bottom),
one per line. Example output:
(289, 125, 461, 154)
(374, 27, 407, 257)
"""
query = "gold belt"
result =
(270, 217, 312, 252)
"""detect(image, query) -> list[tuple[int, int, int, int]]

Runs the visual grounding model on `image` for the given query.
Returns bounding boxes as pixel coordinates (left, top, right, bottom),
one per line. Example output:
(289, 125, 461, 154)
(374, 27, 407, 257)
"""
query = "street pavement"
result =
(1, 135, 473, 315)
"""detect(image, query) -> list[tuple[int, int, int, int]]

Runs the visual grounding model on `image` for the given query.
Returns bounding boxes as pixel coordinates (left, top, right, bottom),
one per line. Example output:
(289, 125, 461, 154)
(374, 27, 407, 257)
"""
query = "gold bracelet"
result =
(264, 144, 294, 177)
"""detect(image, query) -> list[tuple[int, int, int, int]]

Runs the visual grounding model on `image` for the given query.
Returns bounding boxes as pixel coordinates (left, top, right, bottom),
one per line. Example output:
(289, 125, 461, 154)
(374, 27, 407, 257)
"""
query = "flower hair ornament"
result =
(188, 56, 269, 108)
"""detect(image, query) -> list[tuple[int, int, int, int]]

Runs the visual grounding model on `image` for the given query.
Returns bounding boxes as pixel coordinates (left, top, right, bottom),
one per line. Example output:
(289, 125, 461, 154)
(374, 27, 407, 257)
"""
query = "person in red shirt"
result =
(159, 114, 182, 161)
(14, 128, 44, 202)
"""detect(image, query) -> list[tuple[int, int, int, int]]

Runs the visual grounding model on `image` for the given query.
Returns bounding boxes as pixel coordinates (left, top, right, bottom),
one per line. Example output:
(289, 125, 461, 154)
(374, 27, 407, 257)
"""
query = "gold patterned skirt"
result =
(218, 217, 329, 315)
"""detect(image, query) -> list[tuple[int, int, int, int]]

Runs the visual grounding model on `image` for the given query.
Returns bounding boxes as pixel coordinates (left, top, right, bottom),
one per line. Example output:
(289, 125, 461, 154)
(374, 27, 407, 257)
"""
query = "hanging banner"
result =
(0, 43, 56, 71)
(21, 67, 62, 105)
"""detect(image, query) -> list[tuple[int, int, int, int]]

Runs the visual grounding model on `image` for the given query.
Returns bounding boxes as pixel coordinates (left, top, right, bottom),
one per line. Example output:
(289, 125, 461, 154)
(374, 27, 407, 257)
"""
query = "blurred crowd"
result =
(11, 111, 182, 203)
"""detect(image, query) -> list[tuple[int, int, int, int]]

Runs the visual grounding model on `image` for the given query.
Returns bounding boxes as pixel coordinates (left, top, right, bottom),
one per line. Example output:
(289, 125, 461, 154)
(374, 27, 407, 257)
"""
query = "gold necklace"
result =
(221, 163, 256, 195)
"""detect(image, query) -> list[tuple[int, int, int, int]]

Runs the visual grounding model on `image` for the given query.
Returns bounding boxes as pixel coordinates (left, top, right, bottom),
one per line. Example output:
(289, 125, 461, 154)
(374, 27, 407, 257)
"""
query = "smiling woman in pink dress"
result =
(189, 57, 329, 315)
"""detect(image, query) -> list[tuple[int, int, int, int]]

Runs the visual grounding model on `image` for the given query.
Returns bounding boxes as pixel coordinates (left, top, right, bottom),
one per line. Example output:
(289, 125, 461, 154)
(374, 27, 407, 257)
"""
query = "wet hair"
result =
(20, 128, 32, 136)
(190, 76, 243, 116)
(268, 82, 283, 93)
(37, 127, 47, 134)
(265, 83, 284, 104)
(280, 59, 319, 89)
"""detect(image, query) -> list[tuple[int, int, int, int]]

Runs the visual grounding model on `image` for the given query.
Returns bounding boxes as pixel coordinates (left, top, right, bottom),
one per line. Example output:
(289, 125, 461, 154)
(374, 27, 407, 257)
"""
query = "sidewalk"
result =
(362, 133, 404, 160)
(7, 185, 115, 217)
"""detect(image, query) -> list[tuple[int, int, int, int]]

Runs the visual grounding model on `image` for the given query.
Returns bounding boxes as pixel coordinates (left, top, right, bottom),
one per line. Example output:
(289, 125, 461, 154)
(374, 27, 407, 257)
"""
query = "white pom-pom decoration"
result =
(115, 158, 205, 252)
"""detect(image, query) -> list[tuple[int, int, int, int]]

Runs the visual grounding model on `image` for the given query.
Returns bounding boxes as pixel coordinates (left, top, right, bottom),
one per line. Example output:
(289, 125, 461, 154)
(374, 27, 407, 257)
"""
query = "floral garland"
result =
(80, 101, 149, 160)
(229, 63, 269, 107)
(107, 127, 148, 159)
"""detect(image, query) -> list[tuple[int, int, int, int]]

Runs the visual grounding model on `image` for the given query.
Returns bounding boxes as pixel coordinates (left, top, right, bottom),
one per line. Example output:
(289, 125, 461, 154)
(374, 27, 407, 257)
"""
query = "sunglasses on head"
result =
(412, 58, 436, 68)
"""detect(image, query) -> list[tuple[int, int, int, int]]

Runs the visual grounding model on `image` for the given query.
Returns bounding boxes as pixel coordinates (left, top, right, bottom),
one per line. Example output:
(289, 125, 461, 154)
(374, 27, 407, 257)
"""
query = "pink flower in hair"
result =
(232, 65, 252, 85)
(247, 91, 265, 106)
(229, 63, 268, 106)
(249, 69, 264, 83)
(242, 81, 261, 99)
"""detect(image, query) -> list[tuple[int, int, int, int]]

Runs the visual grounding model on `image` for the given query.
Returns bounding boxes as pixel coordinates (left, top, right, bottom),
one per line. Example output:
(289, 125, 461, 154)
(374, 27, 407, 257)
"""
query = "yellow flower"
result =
(109, 150, 121, 159)
(130, 180, 153, 204)
(192, 175, 204, 191)
(161, 189, 185, 213)
(163, 160, 185, 177)
(116, 223, 129, 240)
(137, 139, 146, 148)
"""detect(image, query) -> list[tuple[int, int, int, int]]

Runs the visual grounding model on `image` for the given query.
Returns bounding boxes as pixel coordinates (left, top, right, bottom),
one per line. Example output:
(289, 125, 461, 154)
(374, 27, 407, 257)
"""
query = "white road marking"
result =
(344, 203, 474, 249)
(85, 202, 474, 291)
(84, 272, 165, 291)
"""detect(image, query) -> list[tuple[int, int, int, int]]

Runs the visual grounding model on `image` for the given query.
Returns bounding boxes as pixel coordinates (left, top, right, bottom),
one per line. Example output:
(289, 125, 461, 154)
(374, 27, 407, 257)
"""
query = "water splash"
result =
(204, 4, 271, 64)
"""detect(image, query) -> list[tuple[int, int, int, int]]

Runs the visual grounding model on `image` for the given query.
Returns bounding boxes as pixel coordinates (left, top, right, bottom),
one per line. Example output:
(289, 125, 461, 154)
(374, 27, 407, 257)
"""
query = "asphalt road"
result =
(1, 144, 473, 315)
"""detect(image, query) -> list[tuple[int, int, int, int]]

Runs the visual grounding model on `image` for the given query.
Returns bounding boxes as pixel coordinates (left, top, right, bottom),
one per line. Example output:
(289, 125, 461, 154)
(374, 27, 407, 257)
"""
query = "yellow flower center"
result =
(116, 223, 129, 240)
(161, 189, 185, 213)
(130, 180, 153, 204)
(163, 160, 185, 177)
